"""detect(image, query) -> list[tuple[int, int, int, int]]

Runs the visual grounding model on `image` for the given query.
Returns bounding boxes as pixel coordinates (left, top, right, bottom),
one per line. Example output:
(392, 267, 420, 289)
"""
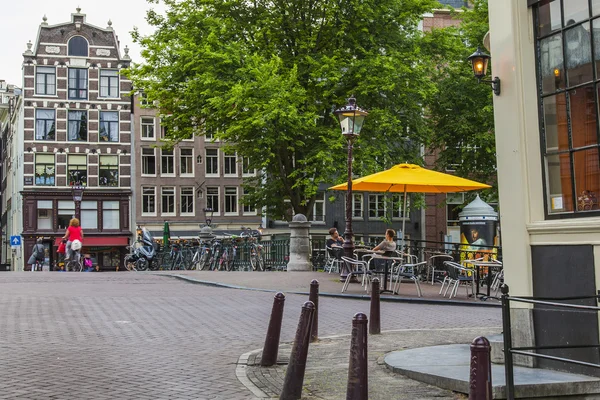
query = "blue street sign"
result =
(10, 236, 21, 247)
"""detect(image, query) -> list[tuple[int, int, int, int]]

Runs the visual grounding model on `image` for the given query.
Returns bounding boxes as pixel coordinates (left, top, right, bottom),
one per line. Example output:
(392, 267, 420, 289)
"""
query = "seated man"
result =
(326, 228, 344, 259)
(373, 229, 397, 256)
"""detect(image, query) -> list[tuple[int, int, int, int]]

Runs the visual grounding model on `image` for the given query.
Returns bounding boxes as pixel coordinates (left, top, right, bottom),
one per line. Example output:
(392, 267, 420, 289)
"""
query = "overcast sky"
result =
(0, 0, 165, 86)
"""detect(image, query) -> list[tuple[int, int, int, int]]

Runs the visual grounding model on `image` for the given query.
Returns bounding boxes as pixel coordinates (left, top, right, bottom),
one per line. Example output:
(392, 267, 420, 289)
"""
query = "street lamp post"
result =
(71, 181, 86, 220)
(333, 97, 368, 278)
(203, 207, 214, 227)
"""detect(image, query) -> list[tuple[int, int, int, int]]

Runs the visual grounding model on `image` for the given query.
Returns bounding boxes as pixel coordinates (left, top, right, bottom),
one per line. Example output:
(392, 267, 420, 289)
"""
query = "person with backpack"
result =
(27, 238, 45, 272)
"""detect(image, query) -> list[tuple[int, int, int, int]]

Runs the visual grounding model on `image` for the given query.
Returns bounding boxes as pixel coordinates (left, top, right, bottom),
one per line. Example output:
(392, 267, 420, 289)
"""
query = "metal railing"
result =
(501, 284, 600, 399)
(398, 238, 502, 264)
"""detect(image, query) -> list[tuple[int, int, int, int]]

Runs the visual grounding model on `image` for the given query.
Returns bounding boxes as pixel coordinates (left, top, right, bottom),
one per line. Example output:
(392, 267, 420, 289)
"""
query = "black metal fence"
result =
(501, 284, 600, 399)
(400, 238, 502, 264)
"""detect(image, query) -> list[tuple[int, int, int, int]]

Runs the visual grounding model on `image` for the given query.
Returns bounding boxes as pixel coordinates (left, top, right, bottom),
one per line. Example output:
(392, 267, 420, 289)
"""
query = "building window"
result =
(242, 157, 256, 176)
(141, 148, 156, 176)
(68, 110, 87, 141)
(206, 186, 219, 213)
(100, 70, 119, 98)
(224, 186, 238, 214)
(68, 154, 87, 185)
(206, 148, 219, 175)
(161, 149, 174, 175)
(533, 2, 600, 216)
(391, 194, 409, 219)
(141, 117, 155, 139)
(180, 187, 194, 215)
(57, 201, 75, 230)
(37, 200, 53, 230)
(68, 68, 88, 100)
(99, 155, 118, 187)
(81, 201, 98, 230)
(102, 201, 119, 229)
(35, 154, 55, 186)
(35, 109, 55, 140)
(311, 192, 325, 222)
(142, 187, 156, 215)
(99, 111, 119, 142)
(68, 36, 88, 57)
(180, 148, 193, 176)
(161, 187, 175, 215)
(139, 92, 150, 107)
(368, 194, 385, 219)
(35, 67, 56, 95)
(242, 187, 256, 215)
(224, 152, 237, 176)
(352, 193, 363, 219)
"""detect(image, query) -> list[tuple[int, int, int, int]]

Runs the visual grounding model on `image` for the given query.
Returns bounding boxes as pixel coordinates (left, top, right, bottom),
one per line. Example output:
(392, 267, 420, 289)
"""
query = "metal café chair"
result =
(325, 246, 343, 274)
(390, 260, 427, 297)
(442, 260, 475, 299)
(340, 256, 372, 294)
(427, 254, 453, 285)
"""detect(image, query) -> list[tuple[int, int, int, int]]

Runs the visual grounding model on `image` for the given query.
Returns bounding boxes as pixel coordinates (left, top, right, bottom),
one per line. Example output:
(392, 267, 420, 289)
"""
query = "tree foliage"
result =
(128, 0, 439, 218)
(422, 0, 496, 200)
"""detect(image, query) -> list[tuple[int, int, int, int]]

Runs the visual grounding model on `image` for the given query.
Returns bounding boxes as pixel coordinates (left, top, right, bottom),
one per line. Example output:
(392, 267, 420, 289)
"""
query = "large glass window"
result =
(206, 186, 219, 213)
(224, 186, 238, 214)
(37, 200, 53, 230)
(141, 148, 156, 175)
(68, 154, 87, 185)
(141, 117, 155, 139)
(142, 187, 156, 215)
(35, 109, 55, 140)
(368, 194, 385, 219)
(100, 70, 119, 98)
(161, 149, 174, 175)
(224, 152, 237, 176)
(68, 36, 88, 57)
(102, 201, 119, 230)
(161, 187, 175, 215)
(99, 155, 118, 187)
(534, 2, 600, 215)
(352, 193, 363, 219)
(35, 154, 55, 186)
(180, 187, 194, 215)
(99, 111, 118, 142)
(242, 157, 256, 176)
(242, 187, 256, 215)
(311, 192, 325, 222)
(81, 201, 98, 230)
(206, 149, 218, 175)
(180, 148, 193, 176)
(68, 68, 87, 100)
(35, 67, 56, 95)
(391, 194, 409, 219)
(68, 110, 87, 141)
(58, 201, 74, 230)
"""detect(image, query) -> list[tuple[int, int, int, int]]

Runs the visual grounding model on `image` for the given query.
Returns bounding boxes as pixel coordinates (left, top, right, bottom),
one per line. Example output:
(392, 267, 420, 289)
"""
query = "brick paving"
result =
(0, 272, 501, 399)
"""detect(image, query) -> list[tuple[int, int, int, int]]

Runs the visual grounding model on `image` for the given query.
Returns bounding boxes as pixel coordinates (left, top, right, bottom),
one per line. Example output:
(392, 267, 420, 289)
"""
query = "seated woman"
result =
(373, 229, 397, 256)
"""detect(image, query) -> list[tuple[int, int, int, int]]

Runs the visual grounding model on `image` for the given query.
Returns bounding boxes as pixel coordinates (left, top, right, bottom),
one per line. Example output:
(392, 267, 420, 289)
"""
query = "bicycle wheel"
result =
(67, 259, 82, 272)
(136, 258, 149, 271)
(199, 251, 210, 271)
(257, 254, 265, 271)
(250, 254, 257, 271)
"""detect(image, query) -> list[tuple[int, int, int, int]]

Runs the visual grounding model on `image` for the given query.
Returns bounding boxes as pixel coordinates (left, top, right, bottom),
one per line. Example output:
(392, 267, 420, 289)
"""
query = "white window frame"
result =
(206, 186, 220, 216)
(35, 66, 57, 96)
(224, 186, 238, 216)
(99, 69, 120, 98)
(241, 156, 256, 177)
(161, 186, 176, 216)
(205, 148, 219, 177)
(391, 194, 410, 220)
(224, 152, 237, 177)
(141, 148, 157, 177)
(242, 188, 257, 216)
(368, 194, 386, 220)
(351, 193, 363, 220)
(311, 192, 325, 222)
(180, 186, 195, 216)
(140, 117, 155, 140)
(180, 148, 194, 177)
(160, 149, 175, 177)
(142, 186, 157, 216)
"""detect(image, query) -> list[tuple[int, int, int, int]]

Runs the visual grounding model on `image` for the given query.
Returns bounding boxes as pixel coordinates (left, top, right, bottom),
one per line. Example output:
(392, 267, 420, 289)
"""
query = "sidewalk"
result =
(155, 270, 500, 307)
(239, 327, 502, 399)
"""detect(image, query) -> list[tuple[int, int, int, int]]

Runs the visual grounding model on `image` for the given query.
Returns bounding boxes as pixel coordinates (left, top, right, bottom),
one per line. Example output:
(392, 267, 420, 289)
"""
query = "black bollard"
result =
(369, 278, 381, 335)
(261, 292, 286, 367)
(346, 313, 368, 400)
(469, 336, 492, 400)
(309, 279, 319, 343)
(280, 301, 315, 400)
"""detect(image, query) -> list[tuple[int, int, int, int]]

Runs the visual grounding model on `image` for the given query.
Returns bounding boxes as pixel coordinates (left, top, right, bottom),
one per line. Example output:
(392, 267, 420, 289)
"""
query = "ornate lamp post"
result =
(203, 207, 214, 227)
(333, 96, 368, 276)
(71, 181, 86, 220)
(467, 47, 501, 96)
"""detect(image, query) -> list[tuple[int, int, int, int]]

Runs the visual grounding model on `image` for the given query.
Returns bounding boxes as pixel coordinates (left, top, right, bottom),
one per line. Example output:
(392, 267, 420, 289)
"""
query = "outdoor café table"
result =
(464, 260, 503, 299)
(371, 253, 404, 294)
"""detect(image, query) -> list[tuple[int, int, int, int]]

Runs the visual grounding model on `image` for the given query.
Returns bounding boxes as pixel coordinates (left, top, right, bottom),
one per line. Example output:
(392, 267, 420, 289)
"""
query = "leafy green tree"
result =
(128, 0, 438, 218)
(422, 0, 496, 199)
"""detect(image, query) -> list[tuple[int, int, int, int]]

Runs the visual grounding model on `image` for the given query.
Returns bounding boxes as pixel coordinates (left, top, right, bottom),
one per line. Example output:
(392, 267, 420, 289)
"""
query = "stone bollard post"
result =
(469, 336, 492, 400)
(309, 279, 319, 342)
(261, 292, 286, 367)
(287, 214, 312, 271)
(369, 278, 381, 335)
(346, 313, 368, 400)
(280, 301, 315, 400)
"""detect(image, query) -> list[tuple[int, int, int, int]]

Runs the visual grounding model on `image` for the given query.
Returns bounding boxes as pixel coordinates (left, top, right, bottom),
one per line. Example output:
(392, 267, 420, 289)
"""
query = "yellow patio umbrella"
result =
(329, 163, 491, 246)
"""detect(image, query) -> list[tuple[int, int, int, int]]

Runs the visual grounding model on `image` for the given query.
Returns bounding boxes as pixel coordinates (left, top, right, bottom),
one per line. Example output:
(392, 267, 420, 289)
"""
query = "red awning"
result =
(54, 237, 129, 247)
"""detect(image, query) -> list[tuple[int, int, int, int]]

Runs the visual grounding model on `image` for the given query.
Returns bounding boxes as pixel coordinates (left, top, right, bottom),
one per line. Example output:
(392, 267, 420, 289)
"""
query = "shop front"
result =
(52, 236, 130, 271)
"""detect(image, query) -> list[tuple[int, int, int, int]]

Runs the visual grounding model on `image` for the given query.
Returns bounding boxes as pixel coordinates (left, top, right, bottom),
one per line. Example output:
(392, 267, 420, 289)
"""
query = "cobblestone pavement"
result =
(0, 273, 501, 399)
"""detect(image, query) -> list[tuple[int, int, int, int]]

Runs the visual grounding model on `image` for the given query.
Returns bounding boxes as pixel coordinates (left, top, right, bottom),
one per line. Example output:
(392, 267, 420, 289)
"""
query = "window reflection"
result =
(569, 85, 598, 149)
(543, 94, 569, 152)
(546, 153, 573, 213)
(540, 34, 564, 94)
(565, 22, 593, 86)
(574, 148, 600, 211)
(538, 0, 562, 37)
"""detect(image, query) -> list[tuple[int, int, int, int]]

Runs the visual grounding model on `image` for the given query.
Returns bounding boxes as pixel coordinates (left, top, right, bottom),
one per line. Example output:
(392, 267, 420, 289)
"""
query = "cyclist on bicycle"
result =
(62, 218, 84, 261)
(27, 238, 45, 271)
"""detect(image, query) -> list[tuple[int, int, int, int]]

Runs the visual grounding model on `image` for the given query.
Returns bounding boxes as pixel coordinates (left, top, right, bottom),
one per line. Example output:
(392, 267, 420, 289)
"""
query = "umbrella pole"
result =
(401, 187, 407, 253)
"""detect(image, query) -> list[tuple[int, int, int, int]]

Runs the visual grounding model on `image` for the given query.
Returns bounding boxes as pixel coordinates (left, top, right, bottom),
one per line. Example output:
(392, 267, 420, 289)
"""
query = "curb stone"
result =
(236, 348, 276, 399)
